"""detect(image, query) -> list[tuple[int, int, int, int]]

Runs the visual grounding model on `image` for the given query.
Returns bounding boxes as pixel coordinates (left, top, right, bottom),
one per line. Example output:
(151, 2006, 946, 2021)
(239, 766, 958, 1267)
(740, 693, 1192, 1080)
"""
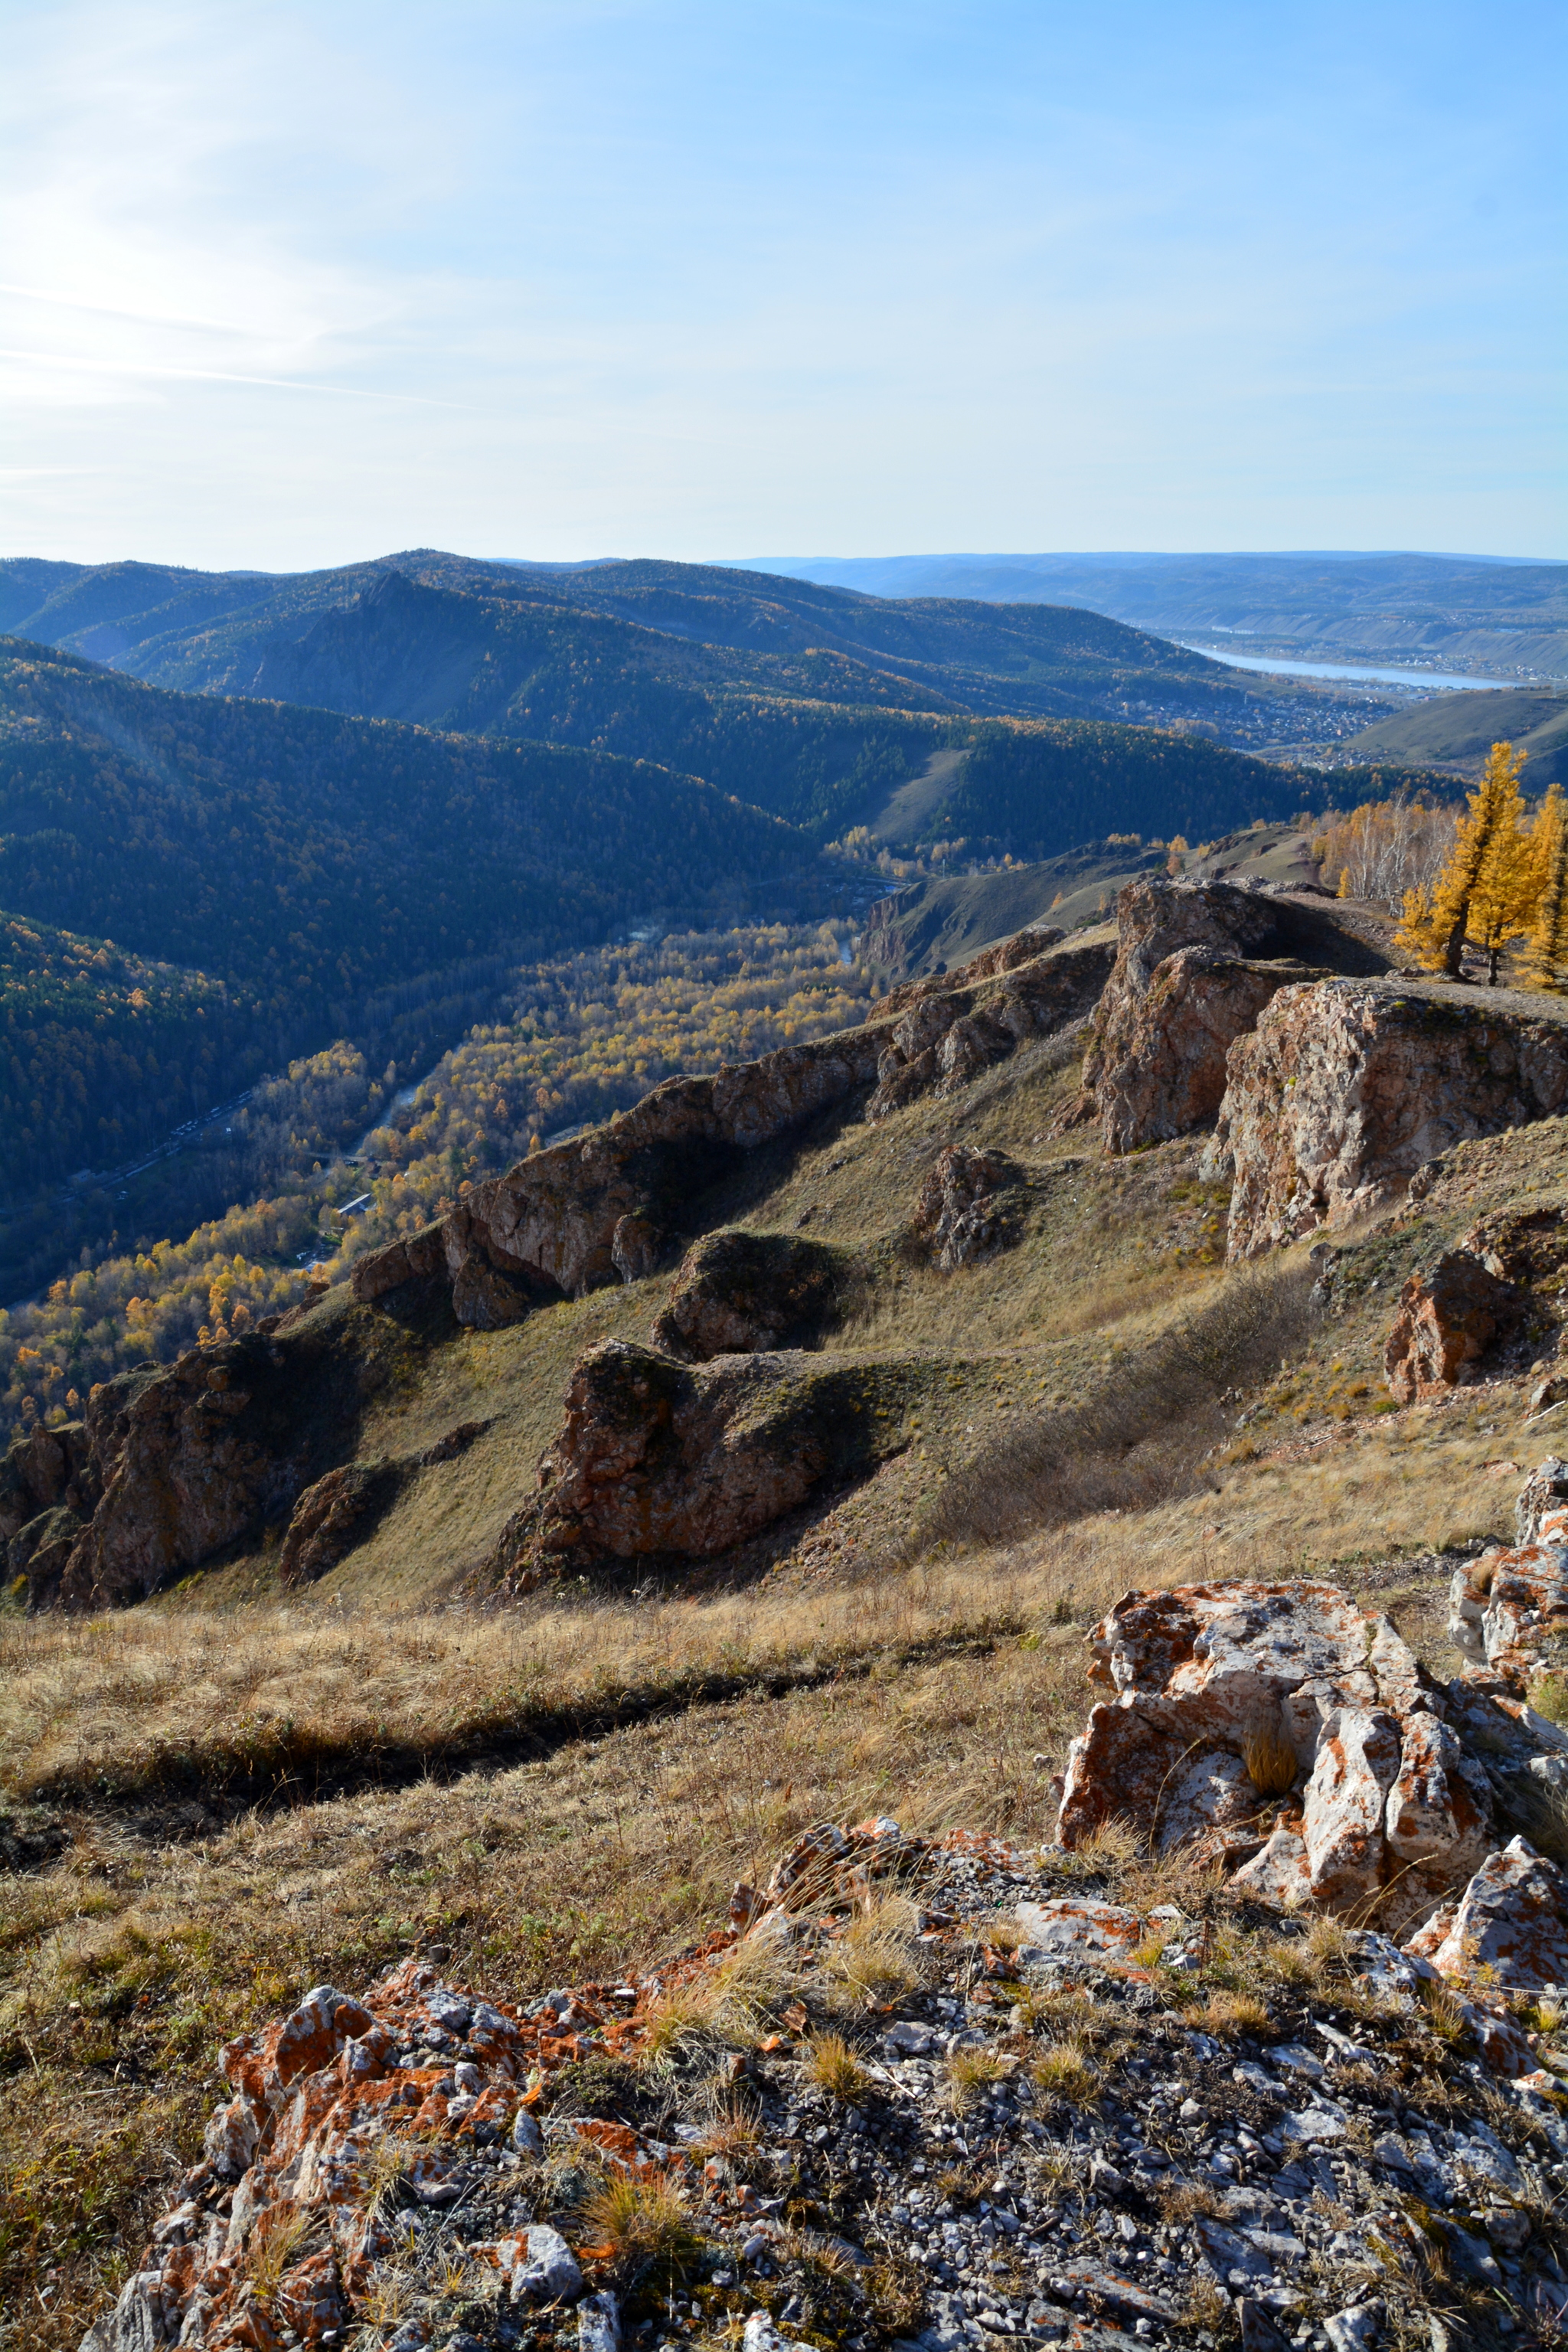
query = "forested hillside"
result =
(0, 639, 822, 1206)
(0, 548, 1223, 706)
(871, 715, 1313, 855)
(4, 560, 1354, 842)
(0, 913, 247, 1190)
(0, 550, 1434, 1321)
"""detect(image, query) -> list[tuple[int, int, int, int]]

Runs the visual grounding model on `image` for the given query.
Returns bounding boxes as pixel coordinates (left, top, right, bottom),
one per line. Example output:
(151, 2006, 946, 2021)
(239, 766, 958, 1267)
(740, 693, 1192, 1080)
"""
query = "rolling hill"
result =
(0, 552, 1353, 846)
(1340, 686, 1568, 786)
(0, 547, 1229, 708)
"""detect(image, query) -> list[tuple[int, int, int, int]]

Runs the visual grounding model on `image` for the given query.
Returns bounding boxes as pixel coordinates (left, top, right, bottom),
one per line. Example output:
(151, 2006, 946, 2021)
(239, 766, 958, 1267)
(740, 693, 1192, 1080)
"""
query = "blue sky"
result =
(2, 0, 1562, 569)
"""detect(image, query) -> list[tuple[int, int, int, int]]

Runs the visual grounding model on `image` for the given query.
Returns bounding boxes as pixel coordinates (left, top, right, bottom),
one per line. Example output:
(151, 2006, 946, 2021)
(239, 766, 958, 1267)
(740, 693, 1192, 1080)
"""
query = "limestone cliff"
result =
(1076, 876, 1390, 1155)
(1212, 981, 1568, 1259)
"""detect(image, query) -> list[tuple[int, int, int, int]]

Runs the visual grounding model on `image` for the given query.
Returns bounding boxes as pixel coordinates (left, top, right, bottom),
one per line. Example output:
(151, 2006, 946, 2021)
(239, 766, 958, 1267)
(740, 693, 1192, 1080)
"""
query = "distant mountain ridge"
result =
(0, 548, 1309, 845)
(723, 550, 1568, 682)
(0, 547, 1217, 706)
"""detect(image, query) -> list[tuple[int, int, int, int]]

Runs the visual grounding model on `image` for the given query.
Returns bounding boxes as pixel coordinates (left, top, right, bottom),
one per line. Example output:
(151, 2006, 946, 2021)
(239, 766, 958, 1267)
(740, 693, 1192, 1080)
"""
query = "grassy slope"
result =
(14, 911, 1568, 2344)
(864, 823, 1330, 978)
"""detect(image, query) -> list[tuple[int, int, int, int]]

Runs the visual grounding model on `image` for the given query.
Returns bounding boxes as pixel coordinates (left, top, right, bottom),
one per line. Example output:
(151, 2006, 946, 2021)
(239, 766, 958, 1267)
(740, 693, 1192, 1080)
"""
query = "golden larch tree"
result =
(1523, 780, 1568, 990)
(1395, 741, 1530, 978)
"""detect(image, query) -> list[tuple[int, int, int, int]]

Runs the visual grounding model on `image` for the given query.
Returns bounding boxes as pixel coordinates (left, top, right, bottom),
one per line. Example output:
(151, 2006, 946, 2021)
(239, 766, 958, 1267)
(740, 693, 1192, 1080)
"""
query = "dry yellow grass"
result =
(805, 2033, 872, 2099)
(818, 1895, 929, 2013)
(578, 2172, 701, 2281)
(2, 1357, 1525, 1808)
(1243, 1726, 1300, 1797)
(0, 1424, 1508, 2350)
(945, 2043, 1012, 2109)
(1201, 1991, 1271, 2036)
(1030, 2039, 1101, 2102)
(0, 1609, 1101, 2349)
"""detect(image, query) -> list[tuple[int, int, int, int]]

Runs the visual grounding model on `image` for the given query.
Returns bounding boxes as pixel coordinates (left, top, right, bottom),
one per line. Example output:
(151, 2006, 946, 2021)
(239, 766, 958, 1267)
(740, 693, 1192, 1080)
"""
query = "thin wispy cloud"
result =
(0, 347, 472, 404)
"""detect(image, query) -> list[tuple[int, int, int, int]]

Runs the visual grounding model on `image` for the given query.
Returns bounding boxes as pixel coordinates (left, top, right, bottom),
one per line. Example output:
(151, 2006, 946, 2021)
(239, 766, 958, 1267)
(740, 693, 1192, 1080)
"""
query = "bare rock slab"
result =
(1212, 979, 1568, 1260)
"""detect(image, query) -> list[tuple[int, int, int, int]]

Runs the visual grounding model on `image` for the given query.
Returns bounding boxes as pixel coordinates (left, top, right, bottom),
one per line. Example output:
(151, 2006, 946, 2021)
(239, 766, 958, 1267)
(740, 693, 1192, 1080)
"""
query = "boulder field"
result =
(77, 1465, 1568, 2352)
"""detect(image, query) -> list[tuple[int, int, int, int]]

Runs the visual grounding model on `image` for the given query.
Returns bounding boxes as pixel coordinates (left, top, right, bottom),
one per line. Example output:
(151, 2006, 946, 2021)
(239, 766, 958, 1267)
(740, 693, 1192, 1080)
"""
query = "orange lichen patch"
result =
(937, 1828, 1029, 1871)
(567, 2117, 691, 2179)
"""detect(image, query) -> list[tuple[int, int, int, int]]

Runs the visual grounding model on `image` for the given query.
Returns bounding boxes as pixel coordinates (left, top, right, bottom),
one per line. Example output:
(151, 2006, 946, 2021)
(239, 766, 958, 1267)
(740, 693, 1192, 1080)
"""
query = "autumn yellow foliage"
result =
(0, 921, 878, 1437)
(1394, 741, 1534, 981)
(1522, 782, 1568, 991)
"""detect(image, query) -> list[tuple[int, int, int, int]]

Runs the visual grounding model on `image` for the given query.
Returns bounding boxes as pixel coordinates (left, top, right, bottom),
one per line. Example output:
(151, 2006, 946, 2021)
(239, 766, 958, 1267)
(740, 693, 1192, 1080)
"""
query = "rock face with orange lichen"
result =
(77, 1795, 1568, 2352)
(1383, 1250, 1527, 1403)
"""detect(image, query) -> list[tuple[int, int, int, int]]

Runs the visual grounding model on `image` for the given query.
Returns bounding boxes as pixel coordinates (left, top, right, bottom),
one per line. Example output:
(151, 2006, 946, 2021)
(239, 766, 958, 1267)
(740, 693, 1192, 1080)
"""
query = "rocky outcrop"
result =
(1212, 981, 1568, 1259)
(652, 1230, 844, 1360)
(24, 1304, 416, 1611)
(2, 1419, 100, 1598)
(347, 930, 1113, 1334)
(1466, 1200, 1568, 1292)
(1096, 949, 1324, 1155)
(1384, 1250, 1527, 1403)
(967, 923, 1065, 976)
(81, 1817, 1568, 2352)
(0, 1418, 96, 1542)
(49, 1345, 318, 1611)
(1056, 1579, 1493, 1923)
(911, 1145, 1014, 1271)
(1048, 1459, 1568, 2021)
(278, 1421, 492, 1586)
(610, 1211, 665, 1283)
(355, 1029, 893, 1333)
(1406, 1837, 1568, 1986)
(1448, 1464, 1568, 1688)
(345, 1220, 447, 1305)
(278, 1459, 407, 1584)
(494, 1340, 915, 1572)
(1076, 878, 1387, 1155)
(864, 940, 1111, 1122)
